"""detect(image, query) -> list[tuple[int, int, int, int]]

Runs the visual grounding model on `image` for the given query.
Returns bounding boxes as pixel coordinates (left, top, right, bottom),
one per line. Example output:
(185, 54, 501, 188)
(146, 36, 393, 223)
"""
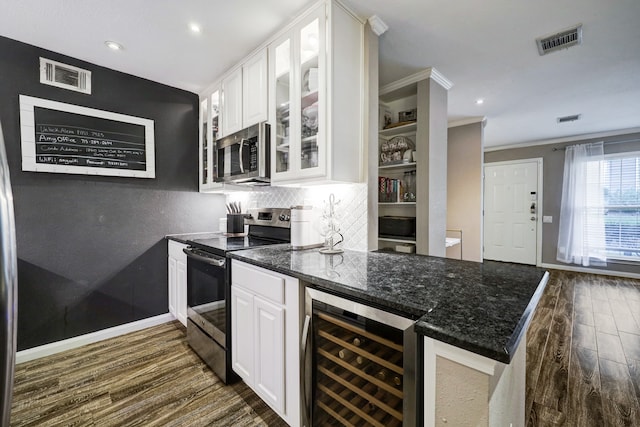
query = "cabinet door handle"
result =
(300, 314, 312, 427)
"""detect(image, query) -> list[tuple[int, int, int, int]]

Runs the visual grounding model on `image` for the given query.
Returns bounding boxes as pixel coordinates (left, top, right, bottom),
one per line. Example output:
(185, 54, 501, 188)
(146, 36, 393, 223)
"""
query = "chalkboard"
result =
(20, 95, 155, 178)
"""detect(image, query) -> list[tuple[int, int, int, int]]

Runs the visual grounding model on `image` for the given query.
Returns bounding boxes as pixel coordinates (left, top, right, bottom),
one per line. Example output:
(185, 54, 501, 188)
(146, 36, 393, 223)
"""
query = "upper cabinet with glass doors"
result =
(269, 1, 364, 185)
(272, 37, 292, 176)
(199, 88, 222, 191)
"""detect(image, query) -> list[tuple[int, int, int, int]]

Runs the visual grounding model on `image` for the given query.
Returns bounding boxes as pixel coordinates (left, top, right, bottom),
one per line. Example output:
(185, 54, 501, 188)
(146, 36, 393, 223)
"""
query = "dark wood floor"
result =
(10, 321, 287, 426)
(527, 270, 640, 426)
(10, 270, 640, 426)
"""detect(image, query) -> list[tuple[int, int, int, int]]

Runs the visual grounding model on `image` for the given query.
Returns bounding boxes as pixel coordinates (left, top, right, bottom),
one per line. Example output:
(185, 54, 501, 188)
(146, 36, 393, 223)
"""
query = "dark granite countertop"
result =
(165, 232, 222, 244)
(228, 245, 548, 364)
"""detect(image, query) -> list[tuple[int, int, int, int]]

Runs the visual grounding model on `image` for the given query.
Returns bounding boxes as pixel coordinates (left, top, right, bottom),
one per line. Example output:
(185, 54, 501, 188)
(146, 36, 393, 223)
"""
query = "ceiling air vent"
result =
(39, 58, 92, 94)
(536, 24, 582, 56)
(557, 114, 581, 124)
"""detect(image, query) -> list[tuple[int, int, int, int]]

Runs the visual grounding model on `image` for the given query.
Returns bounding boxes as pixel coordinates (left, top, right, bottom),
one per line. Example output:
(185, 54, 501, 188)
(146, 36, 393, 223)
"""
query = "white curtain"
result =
(557, 141, 607, 266)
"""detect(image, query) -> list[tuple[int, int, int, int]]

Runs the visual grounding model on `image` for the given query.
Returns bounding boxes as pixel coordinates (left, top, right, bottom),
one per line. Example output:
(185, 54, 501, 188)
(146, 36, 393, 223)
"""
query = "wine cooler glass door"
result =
(303, 288, 416, 427)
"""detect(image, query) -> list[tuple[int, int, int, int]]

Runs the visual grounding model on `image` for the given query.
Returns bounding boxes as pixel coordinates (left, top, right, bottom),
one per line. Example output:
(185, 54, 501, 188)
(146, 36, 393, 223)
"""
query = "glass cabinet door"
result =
(269, 3, 325, 182)
(200, 98, 209, 186)
(299, 18, 319, 170)
(211, 90, 220, 181)
(274, 38, 292, 174)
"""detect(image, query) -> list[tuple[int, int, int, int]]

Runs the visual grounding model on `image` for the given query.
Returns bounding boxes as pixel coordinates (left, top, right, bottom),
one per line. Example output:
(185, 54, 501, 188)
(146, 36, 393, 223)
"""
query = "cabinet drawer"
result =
(232, 261, 285, 304)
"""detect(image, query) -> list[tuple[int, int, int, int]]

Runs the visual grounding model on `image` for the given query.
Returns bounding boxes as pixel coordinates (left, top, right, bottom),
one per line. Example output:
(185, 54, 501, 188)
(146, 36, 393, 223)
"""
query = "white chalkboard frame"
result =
(19, 95, 156, 178)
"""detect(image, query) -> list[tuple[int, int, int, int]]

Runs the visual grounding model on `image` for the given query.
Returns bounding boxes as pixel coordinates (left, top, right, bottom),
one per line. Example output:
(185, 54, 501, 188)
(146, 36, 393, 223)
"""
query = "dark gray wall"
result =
(0, 36, 225, 350)
(485, 132, 640, 275)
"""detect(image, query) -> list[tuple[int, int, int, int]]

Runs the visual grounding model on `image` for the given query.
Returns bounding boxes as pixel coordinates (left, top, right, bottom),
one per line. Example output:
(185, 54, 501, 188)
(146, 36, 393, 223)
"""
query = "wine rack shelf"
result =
(314, 311, 404, 426)
(317, 312, 403, 351)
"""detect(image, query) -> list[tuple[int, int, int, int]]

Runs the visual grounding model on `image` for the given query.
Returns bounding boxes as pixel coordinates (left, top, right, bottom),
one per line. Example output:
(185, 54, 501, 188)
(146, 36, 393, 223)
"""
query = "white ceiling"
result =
(1, 0, 639, 148)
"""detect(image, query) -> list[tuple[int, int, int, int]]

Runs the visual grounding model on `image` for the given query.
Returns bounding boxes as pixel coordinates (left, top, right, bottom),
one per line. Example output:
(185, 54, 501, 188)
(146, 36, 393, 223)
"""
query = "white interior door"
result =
(484, 160, 539, 265)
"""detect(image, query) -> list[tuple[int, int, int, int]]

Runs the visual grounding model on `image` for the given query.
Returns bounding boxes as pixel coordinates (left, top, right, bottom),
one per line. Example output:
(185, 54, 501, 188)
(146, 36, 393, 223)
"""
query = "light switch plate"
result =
(543, 215, 553, 223)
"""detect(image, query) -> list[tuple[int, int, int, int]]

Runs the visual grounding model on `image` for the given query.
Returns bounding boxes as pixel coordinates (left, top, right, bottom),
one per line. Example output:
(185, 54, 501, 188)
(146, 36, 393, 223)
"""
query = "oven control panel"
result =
(245, 207, 291, 228)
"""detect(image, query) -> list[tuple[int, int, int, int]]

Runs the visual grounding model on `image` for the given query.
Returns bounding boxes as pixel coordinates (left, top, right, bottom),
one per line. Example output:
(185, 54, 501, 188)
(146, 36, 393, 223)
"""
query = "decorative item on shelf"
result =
(302, 102, 318, 137)
(277, 103, 290, 126)
(382, 120, 415, 130)
(379, 216, 416, 238)
(378, 176, 402, 203)
(395, 243, 415, 253)
(379, 104, 393, 130)
(320, 193, 344, 254)
(398, 108, 417, 122)
(402, 170, 416, 202)
(303, 68, 318, 92)
(380, 135, 415, 165)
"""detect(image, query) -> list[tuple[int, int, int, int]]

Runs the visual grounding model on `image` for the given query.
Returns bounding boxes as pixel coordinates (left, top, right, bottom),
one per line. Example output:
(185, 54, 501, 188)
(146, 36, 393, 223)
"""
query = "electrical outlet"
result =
(543, 216, 553, 223)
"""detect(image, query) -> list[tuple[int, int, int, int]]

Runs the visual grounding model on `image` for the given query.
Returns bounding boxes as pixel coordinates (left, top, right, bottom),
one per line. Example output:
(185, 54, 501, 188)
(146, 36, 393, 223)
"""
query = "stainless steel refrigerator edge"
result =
(0, 121, 18, 425)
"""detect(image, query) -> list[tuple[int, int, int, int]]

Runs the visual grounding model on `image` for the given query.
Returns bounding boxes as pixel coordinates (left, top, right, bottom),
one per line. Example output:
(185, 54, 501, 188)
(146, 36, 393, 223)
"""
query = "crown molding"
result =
(448, 116, 486, 128)
(428, 67, 453, 90)
(380, 67, 454, 96)
(484, 126, 640, 152)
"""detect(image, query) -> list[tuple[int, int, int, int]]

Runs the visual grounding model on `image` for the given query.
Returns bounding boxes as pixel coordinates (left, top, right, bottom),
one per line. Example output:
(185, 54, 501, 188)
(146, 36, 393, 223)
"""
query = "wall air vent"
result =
(39, 58, 92, 94)
(536, 24, 582, 56)
(557, 114, 581, 123)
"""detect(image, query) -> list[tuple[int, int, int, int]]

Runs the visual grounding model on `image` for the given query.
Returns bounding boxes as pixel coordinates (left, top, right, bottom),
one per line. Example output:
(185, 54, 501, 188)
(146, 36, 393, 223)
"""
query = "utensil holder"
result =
(227, 214, 245, 234)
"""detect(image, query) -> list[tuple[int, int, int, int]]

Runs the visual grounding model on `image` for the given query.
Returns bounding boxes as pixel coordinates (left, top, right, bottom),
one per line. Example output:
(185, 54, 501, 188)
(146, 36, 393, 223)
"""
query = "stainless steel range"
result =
(183, 207, 291, 383)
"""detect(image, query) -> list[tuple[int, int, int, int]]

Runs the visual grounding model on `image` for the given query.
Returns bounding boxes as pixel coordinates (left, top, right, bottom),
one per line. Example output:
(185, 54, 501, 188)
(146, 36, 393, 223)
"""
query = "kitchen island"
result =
(228, 246, 548, 426)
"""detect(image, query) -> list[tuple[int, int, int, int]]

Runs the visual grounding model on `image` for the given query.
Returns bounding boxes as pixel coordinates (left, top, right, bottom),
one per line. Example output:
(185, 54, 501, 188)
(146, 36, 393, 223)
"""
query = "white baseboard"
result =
(16, 313, 176, 364)
(539, 262, 640, 280)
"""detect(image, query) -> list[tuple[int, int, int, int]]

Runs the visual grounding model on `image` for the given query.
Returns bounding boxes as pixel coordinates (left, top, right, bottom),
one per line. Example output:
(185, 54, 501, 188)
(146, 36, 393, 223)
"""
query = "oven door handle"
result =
(182, 248, 226, 267)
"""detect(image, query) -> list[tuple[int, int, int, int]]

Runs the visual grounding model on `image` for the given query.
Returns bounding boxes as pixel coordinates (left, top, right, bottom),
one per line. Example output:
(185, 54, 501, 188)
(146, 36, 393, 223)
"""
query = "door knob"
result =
(530, 216, 536, 221)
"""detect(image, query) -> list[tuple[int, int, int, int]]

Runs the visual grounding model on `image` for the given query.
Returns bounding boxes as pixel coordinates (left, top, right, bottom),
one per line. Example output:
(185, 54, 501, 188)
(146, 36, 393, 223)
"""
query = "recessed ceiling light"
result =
(189, 23, 202, 34)
(475, 99, 484, 105)
(105, 41, 123, 51)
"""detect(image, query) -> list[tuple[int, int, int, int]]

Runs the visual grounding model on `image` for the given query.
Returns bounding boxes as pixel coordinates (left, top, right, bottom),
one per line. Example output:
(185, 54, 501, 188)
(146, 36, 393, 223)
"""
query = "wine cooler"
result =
(302, 288, 418, 426)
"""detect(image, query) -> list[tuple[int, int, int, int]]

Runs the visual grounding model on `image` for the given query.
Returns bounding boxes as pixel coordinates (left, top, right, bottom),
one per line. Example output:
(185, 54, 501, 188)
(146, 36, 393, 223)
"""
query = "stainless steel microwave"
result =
(216, 122, 270, 184)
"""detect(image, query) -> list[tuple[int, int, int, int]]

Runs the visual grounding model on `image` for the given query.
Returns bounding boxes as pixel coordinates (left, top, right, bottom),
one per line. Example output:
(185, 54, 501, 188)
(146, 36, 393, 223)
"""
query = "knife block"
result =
(227, 214, 245, 234)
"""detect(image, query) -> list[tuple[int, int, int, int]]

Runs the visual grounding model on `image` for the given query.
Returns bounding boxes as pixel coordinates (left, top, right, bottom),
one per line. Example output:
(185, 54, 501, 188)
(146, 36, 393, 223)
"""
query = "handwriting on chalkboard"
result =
(20, 95, 155, 178)
(33, 107, 147, 171)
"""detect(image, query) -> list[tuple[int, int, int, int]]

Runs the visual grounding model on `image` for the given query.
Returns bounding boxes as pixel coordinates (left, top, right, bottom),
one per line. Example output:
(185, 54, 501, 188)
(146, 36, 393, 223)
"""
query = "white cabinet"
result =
(243, 49, 268, 127)
(221, 69, 243, 137)
(231, 285, 254, 380)
(167, 240, 187, 326)
(220, 49, 268, 139)
(254, 296, 285, 413)
(200, 49, 268, 192)
(231, 260, 300, 426)
(269, 1, 364, 185)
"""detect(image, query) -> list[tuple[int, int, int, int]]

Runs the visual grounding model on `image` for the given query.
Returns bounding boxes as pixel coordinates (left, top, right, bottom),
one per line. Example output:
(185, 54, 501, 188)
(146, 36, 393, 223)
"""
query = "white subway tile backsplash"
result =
(231, 183, 368, 251)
